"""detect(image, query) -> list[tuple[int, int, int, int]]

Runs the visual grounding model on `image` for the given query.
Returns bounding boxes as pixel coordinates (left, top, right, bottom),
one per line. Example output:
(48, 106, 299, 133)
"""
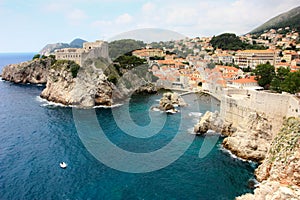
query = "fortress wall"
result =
(220, 89, 299, 135)
(81, 42, 110, 65)
(287, 96, 300, 118)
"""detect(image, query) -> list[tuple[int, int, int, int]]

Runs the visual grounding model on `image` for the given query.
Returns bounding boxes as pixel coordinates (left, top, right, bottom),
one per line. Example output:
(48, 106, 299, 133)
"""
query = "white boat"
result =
(60, 162, 67, 169)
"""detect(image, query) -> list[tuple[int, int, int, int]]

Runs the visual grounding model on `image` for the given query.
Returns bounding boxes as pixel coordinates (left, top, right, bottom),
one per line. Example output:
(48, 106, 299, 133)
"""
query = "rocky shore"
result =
(238, 117, 300, 200)
(1, 57, 157, 108)
(194, 111, 300, 199)
(40, 60, 114, 107)
(194, 111, 272, 162)
(1, 57, 54, 84)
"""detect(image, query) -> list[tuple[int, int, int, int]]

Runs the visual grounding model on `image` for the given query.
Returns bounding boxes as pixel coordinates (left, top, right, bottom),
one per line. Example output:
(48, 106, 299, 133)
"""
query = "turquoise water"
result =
(0, 53, 256, 199)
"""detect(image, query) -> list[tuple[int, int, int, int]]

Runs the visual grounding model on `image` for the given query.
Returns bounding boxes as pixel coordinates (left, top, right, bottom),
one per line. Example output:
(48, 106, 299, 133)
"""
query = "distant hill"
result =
(108, 28, 186, 43)
(108, 39, 146, 60)
(250, 6, 300, 34)
(39, 38, 87, 55)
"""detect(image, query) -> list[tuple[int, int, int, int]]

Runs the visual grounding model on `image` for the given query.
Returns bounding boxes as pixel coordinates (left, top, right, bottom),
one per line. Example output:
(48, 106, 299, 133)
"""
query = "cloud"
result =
(131, 0, 300, 36)
(115, 13, 133, 24)
(43, 2, 68, 12)
(142, 2, 156, 13)
(91, 20, 113, 27)
(67, 9, 88, 21)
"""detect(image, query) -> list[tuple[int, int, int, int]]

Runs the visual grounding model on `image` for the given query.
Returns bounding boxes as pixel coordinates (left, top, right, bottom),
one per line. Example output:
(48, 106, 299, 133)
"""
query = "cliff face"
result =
(237, 117, 300, 200)
(1, 58, 53, 84)
(1, 56, 157, 107)
(40, 60, 113, 107)
(223, 112, 273, 163)
(194, 111, 272, 162)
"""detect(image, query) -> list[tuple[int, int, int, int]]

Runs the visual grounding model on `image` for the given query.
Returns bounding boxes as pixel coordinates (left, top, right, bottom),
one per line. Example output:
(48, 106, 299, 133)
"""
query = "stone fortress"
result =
(55, 40, 110, 66)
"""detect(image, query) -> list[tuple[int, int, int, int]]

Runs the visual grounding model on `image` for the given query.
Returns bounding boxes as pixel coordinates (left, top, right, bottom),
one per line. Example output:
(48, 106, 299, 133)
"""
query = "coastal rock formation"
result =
(1, 57, 53, 84)
(237, 181, 300, 200)
(134, 83, 157, 94)
(193, 111, 235, 135)
(40, 60, 113, 107)
(193, 111, 272, 162)
(1, 55, 158, 107)
(113, 69, 157, 100)
(159, 92, 187, 111)
(237, 117, 300, 200)
(223, 112, 273, 163)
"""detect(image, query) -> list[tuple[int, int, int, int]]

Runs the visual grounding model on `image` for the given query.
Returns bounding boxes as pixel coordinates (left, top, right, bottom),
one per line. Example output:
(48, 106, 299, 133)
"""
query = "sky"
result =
(0, 0, 299, 52)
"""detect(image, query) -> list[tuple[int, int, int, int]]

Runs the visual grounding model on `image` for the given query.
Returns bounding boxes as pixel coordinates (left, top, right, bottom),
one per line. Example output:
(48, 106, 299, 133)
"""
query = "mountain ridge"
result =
(250, 6, 300, 34)
(39, 38, 87, 56)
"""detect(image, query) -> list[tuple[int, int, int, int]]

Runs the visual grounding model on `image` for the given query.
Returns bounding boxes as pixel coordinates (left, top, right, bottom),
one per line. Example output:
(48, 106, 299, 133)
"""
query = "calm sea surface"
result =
(0, 53, 256, 200)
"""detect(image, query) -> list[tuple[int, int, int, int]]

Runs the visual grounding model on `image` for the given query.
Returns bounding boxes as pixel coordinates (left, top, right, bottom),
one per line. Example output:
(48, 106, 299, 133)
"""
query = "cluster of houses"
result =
(53, 27, 300, 93)
(131, 27, 300, 92)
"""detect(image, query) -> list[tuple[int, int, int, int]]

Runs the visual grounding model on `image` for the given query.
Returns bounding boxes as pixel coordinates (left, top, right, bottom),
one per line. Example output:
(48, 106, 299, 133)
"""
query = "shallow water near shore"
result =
(0, 53, 256, 199)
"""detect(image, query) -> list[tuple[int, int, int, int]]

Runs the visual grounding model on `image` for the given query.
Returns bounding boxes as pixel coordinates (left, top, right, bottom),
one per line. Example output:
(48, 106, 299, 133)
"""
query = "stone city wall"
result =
(220, 89, 300, 135)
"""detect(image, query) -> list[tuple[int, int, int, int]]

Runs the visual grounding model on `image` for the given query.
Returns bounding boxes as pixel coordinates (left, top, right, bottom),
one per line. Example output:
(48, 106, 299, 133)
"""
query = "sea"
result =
(0, 53, 256, 200)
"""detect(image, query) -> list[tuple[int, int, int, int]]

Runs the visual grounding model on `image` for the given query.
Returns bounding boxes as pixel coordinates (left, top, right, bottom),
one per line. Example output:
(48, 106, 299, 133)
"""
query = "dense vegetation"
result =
(88, 54, 156, 85)
(51, 60, 80, 78)
(106, 55, 151, 84)
(254, 63, 300, 94)
(108, 39, 146, 60)
(210, 33, 266, 50)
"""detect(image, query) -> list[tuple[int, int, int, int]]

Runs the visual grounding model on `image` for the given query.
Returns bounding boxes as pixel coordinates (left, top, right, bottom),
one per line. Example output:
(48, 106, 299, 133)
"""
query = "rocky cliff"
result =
(194, 111, 272, 163)
(1, 57, 54, 84)
(237, 117, 300, 199)
(223, 112, 273, 163)
(1, 56, 157, 107)
(40, 59, 114, 107)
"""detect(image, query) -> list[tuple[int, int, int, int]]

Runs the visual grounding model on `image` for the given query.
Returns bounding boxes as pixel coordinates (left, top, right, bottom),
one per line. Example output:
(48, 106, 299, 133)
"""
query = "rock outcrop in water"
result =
(193, 111, 235, 135)
(237, 117, 300, 200)
(159, 92, 187, 111)
(1, 57, 54, 84)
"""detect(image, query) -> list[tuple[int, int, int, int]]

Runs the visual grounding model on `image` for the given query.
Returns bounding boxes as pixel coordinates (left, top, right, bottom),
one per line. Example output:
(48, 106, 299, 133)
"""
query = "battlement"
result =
(55, 40, 109, 66)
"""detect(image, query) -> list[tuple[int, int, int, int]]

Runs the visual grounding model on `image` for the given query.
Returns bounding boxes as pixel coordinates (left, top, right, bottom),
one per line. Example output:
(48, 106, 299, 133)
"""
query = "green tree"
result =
(254, 63, 276, 89)
(281, 71, 300, 94)
(277, 67, 290, 80)
(270, 67, 290, 92)
(70, 63, 80, 78)
(32, 54, 41, 60)
(270, 77, 282, 92)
